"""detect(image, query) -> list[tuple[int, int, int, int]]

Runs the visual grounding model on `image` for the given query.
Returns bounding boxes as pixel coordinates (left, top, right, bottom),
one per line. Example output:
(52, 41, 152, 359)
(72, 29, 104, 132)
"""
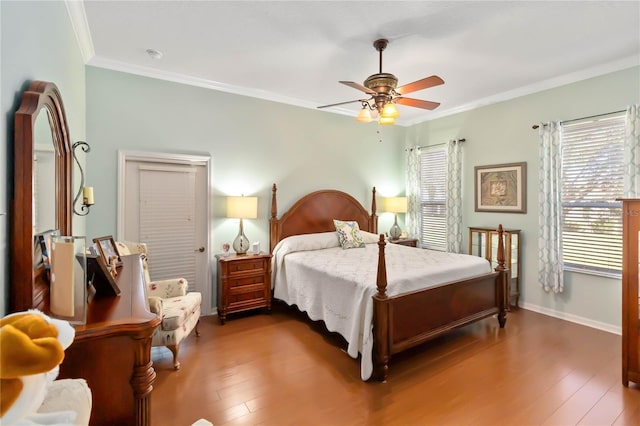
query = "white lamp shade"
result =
(385, 197, 407, 213)
(227, 196, 258, 219)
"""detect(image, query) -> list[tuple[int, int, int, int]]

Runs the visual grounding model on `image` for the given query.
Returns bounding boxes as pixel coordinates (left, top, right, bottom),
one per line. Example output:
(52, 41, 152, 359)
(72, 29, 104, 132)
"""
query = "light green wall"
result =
(406, 66, 640, 331)
(1, 1, 86, 316)
(2, 0, 638, 332)
(85, 66, 406, 309)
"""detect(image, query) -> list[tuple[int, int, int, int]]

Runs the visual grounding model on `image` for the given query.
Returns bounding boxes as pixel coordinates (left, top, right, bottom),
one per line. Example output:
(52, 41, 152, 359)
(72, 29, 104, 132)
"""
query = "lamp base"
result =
(389, 214, 402, 240)
(233, 219, 250, 255)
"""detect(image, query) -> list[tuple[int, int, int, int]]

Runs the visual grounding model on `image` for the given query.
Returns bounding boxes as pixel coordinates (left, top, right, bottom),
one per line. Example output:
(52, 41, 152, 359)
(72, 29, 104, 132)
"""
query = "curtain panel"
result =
(446, 140, 463, 253)
(624, 104, 640, 197)
(405, 146, 421, 241)
(538, 122, 564, 293)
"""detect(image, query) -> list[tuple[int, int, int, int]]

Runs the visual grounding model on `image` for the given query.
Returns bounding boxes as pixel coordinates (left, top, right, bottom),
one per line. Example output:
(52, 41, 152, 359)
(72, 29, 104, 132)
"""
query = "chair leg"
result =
(167, 344, 181, 370)
(194, 320, 200, 337)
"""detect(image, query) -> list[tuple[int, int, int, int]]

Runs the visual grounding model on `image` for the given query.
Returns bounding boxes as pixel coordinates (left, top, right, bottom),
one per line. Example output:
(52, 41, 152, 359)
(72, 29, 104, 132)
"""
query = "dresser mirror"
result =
(33, 111, 57, 233)
(11, 81, 73, 312)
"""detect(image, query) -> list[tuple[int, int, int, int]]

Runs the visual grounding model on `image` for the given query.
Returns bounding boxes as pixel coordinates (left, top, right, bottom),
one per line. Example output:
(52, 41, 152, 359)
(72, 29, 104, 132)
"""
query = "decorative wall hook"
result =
(72, 141, 93, 216)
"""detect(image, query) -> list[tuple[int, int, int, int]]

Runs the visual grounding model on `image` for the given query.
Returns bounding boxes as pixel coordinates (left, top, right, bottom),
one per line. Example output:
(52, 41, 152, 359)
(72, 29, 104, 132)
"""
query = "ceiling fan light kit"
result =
(356, 106, 373, 123)
(318, 38, 444, 125)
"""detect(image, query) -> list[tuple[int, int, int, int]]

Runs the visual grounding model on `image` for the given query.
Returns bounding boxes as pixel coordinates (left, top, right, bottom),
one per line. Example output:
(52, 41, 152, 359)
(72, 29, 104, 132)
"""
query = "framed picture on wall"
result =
(474, 162, 527, 213)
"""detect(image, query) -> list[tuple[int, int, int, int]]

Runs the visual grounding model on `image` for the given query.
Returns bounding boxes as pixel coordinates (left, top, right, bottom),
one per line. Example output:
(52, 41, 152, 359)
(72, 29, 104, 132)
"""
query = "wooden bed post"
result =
(270, 184, 278, 253)
(373, 234, 390, 381)
(494, 224, 508, 328)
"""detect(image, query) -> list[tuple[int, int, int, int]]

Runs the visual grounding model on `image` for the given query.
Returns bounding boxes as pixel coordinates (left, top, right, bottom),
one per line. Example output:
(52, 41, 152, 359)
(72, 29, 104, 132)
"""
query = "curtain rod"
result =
(531, 109, 626, 129)
(406, 138, 466, 151)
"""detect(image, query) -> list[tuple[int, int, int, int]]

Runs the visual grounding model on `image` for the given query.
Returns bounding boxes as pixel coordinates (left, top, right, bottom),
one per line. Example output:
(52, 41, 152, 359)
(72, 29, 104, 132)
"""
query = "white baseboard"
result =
(519, 302, 621, 335)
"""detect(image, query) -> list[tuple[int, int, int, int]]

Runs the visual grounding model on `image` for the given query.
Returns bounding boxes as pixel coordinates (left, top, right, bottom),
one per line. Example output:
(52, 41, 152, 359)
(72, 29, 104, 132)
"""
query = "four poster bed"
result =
(269, 184, 509, 381)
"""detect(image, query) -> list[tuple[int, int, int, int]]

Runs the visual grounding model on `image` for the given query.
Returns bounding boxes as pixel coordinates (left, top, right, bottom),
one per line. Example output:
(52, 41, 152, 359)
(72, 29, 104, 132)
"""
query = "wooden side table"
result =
(389, 238, 418, 247)
(216, 253, 272, 324)
(468, 226, 521, 308)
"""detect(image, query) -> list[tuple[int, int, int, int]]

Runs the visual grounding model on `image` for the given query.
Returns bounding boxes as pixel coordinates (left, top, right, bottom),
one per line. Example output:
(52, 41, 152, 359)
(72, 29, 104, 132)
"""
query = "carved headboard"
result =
(269, 184, 378, 252)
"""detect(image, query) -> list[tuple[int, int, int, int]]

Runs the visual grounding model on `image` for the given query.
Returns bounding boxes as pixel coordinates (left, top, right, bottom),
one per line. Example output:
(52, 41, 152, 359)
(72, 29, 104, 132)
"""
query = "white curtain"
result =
(538, 122, 564, 293)
(446, 140, 463, 253)
(406, 146, 421, 241)
(624, 104, 640, 197)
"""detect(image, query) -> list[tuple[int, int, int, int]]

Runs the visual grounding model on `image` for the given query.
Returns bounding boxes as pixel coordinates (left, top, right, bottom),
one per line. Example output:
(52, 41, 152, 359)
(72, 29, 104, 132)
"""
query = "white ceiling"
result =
(71, 1, 640, 126)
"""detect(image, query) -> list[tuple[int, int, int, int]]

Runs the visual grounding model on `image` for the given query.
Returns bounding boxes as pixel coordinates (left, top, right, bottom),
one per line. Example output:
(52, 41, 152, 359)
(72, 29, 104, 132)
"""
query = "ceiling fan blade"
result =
(317, 99, 364, 109)
(339, 81, 377, 95)
(396, 97, 441, 110)
(396, 75, 444, 95)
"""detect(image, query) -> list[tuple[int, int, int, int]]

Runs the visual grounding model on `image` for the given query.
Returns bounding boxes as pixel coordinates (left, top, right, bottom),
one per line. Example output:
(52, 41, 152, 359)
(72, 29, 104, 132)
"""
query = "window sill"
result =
(564, 266, 621, 280)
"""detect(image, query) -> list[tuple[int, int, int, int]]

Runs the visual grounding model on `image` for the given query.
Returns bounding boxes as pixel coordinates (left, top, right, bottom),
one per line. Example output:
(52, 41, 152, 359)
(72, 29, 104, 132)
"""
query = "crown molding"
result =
(65, 0, 94, 63)
(86, 53, 638, 128)
(88, 55, 331, 111)
(405, 55, 640, 126)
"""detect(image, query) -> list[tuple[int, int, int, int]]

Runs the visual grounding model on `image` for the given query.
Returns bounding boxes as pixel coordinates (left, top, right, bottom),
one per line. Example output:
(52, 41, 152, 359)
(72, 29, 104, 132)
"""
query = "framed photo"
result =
(475, 162, 527, 213)
(34, 229, 60, 269)
(85, 254, 121, 297)
(92, 235, 122, 268)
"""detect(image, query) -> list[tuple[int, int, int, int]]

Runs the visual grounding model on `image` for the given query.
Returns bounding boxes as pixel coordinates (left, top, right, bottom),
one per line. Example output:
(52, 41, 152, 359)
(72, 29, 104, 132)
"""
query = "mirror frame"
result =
(11, 81, 73, 312)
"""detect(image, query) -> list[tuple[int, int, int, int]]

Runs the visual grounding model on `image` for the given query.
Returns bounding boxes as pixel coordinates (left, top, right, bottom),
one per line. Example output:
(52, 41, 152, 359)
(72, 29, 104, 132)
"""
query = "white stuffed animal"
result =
(0, 309, 77, 425)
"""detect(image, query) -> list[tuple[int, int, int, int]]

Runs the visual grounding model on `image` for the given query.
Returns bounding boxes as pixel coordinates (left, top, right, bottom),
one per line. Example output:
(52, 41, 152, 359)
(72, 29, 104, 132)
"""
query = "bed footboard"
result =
(372, 227, 509, 382)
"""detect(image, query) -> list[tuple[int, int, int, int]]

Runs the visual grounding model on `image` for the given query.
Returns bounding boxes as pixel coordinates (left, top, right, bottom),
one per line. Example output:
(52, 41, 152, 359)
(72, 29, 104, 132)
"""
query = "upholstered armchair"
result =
(116, 241, 201, 370)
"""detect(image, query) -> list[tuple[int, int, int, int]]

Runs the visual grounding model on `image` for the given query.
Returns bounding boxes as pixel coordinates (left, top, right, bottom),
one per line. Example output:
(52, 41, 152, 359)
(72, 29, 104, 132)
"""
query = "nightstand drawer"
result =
(228, 284, 266, 303)
(228, 275, 265, 288)
(227, 258, 266, 275)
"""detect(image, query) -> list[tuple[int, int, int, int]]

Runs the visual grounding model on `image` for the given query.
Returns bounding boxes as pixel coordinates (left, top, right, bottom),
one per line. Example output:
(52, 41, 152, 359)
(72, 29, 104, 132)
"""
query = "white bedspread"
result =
(271, 232, 491, 380)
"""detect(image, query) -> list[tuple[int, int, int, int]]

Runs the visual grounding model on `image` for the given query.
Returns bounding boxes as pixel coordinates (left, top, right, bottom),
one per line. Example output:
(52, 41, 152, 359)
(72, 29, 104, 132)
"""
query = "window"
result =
(419, 146, 447, 251)
(561, 113, 625, 276)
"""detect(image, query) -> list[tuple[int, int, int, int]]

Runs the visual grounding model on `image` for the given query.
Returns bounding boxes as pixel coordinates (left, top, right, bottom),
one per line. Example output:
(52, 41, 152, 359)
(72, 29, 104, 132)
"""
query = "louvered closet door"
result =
(122, 159, 208, 304)
(138, 165, 200, 291)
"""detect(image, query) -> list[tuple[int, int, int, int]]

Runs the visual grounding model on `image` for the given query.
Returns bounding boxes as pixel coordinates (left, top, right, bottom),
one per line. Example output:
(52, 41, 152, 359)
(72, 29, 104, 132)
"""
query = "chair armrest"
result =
(148, 296, 164, 318)
(147, 278, 188, 298)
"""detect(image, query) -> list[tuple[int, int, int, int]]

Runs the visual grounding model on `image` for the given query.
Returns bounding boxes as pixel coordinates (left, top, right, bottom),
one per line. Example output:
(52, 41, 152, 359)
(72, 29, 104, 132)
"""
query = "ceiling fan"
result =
(318, 39, 444, 124)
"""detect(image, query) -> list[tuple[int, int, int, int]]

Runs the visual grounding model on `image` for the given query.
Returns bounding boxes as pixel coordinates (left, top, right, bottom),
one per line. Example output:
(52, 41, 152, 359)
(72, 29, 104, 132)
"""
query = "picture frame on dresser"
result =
(34, 229, 59, 269)
(475, 162, 527, 213)
(86, 254, 121, 297)
(93, 235, 122, 268)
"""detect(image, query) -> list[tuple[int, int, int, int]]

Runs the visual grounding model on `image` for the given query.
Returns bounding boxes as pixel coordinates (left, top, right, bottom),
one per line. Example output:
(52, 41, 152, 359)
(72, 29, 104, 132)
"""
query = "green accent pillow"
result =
(333, 219, 366, 249)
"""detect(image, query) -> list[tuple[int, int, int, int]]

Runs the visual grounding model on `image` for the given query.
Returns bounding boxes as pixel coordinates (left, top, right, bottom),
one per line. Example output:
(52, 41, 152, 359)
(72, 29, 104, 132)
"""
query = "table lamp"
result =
(385, 197, 407, 240)
(227, 196, 258, 255)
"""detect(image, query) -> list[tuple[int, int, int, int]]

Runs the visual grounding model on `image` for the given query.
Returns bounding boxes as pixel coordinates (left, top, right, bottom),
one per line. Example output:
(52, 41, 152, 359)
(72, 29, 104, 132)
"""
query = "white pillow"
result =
(333, 219, 365, 249)
(360, 230, 382, 244)
(272, 232, 340, 257)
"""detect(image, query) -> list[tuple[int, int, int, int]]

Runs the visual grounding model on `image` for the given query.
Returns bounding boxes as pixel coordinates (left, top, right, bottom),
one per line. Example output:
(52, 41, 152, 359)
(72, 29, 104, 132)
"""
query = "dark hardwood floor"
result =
(150, 303, 640, 425)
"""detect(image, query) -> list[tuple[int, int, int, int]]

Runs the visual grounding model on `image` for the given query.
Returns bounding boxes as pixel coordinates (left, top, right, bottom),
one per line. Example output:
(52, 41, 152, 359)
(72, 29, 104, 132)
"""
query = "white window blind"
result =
(561, 113, 625, 275)
(139, 166, 197, 290)
(420, 146, 447, 251)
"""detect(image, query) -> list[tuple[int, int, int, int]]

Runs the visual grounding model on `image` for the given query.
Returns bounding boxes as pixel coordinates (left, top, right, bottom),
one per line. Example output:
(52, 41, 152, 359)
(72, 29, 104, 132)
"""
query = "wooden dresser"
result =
(216, 253, 272, 324)
(469, 226, 521, 308)
(620, 199, 640, 387)
(58, 254, 160, 426)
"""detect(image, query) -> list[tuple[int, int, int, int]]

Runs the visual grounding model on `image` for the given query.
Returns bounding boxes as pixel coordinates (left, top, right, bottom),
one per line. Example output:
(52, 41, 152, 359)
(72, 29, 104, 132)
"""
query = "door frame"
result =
(117, 150, 212, 315)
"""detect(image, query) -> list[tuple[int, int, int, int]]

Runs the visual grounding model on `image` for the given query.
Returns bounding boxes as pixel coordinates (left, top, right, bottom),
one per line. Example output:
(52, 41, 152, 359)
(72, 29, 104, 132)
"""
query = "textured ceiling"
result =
(73, 1, 640, 126)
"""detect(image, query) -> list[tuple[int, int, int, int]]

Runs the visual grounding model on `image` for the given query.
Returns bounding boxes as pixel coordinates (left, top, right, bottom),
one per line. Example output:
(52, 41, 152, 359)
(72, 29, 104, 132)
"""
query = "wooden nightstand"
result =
(216, 253, 272, 324)
(389, 238, 418, 247)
